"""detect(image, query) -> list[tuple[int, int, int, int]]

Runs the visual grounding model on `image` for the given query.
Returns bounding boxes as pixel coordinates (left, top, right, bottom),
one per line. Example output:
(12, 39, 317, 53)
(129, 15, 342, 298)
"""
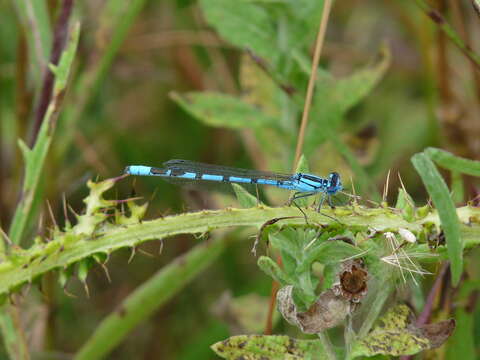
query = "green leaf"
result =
(267, 228, 328, 307)
(395, 187, 416, 221)
(411, 152, 463, 285)
(268, 228, 301, 261)
(257, 256, 293, 286)
(333, 45, 391, 112)
(78, 257, 95, 296)
(58, 266, 74, 289)
(350, 304, 455, 358)
(425, 147, 480, 177)
(237, 59, 293, 171)
(307, 46, 391, 150)
(306, 78, 340, 150)
(294, 154, 310, 174)
(52, 23, 81, 94)
(232, 183, 259, 208)
(199, 0, 324, 87)
(285, 0, 325, 49)
(78, 257, 96, 282)
(299, 241, 363, 273)
(17, 139, 30, 160)
(170, 91, 278, 129)
(8, 22, 80, 245)
(450, 171, 464, 204)
(302, 48, 390, 199)
(239, 54, 282, 119)
(200, 0, 280, 67)
(211, 335, 327, 359)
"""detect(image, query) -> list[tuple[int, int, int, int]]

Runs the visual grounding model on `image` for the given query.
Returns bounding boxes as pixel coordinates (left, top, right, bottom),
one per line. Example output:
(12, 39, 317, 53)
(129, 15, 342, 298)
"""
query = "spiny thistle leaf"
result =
(1, 175, 479, 304)
(395, 187, 415, 222)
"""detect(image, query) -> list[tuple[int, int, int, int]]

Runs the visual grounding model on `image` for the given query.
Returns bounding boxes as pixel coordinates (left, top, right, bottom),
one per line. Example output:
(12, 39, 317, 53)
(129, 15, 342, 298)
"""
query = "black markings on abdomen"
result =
(151, 168, 169, 175)
(170, 168, 186, 176)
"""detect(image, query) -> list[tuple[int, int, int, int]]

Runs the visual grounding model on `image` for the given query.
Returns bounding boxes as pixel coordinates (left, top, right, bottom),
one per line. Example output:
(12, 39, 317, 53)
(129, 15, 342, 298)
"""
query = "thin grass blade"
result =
(411, 152, 462, 285)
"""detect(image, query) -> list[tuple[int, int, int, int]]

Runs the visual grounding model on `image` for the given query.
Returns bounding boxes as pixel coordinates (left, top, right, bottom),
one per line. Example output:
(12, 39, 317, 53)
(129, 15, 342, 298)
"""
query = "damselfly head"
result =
(328, 172, 342, 194)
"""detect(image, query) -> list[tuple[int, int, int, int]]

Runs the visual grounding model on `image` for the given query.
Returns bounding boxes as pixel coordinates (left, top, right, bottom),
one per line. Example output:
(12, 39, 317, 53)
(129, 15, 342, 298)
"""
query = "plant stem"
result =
(357, 280, 392, 339)
(264, 278, 279, 335)
(416, 262, 450, 325)
(400, 262, 450, 360)
(411, 0, 480, 69)
(74, 236, 227, 360)
(8, 22, 79, 245)
(0, 303, 30, 359)
(293, 0, 333, 168)
(2, 202, 480, 297)
(29, 0, 74, 146)
(317, 331, 337, 360)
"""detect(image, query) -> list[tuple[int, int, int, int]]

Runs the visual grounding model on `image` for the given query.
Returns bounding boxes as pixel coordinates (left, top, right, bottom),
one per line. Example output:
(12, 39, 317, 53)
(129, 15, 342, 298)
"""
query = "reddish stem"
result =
(29, 0, 74, 146)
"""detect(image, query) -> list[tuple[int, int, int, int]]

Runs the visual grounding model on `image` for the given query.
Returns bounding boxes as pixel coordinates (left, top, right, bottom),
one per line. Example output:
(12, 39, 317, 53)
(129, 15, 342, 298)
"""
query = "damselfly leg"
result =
(288, 191, 317, 223)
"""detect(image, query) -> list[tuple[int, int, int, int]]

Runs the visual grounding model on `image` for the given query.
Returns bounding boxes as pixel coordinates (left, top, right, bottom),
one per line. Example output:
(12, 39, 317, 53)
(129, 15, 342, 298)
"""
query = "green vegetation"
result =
(1, 0, 479, 359)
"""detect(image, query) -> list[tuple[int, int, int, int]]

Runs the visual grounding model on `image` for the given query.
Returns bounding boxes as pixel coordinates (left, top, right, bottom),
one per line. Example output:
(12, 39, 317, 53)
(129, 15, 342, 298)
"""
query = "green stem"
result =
(357, 280, 393, 339)
(1, 203, 480, 297)
(8, 23, 79, 245)
(411, 0, 480, 69)
(0, 303, 30, 359)
(317, 331, 337, 360)
(74, 237, 226, 360)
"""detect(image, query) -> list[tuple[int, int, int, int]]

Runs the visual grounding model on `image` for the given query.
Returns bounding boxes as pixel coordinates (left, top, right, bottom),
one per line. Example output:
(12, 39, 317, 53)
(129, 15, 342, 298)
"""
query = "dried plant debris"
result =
(277, 285, 351, 333)
(350, 304, 455, 357)
(295, 288, 352, 334)
(277, 259, 368, 334)
(332, 259, 368, 304)
(211, 334, 327, 360)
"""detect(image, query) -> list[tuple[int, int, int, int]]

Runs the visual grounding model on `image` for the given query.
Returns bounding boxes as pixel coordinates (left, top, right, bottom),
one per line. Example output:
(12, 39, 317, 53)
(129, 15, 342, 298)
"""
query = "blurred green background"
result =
(1, 0, 479, 358)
